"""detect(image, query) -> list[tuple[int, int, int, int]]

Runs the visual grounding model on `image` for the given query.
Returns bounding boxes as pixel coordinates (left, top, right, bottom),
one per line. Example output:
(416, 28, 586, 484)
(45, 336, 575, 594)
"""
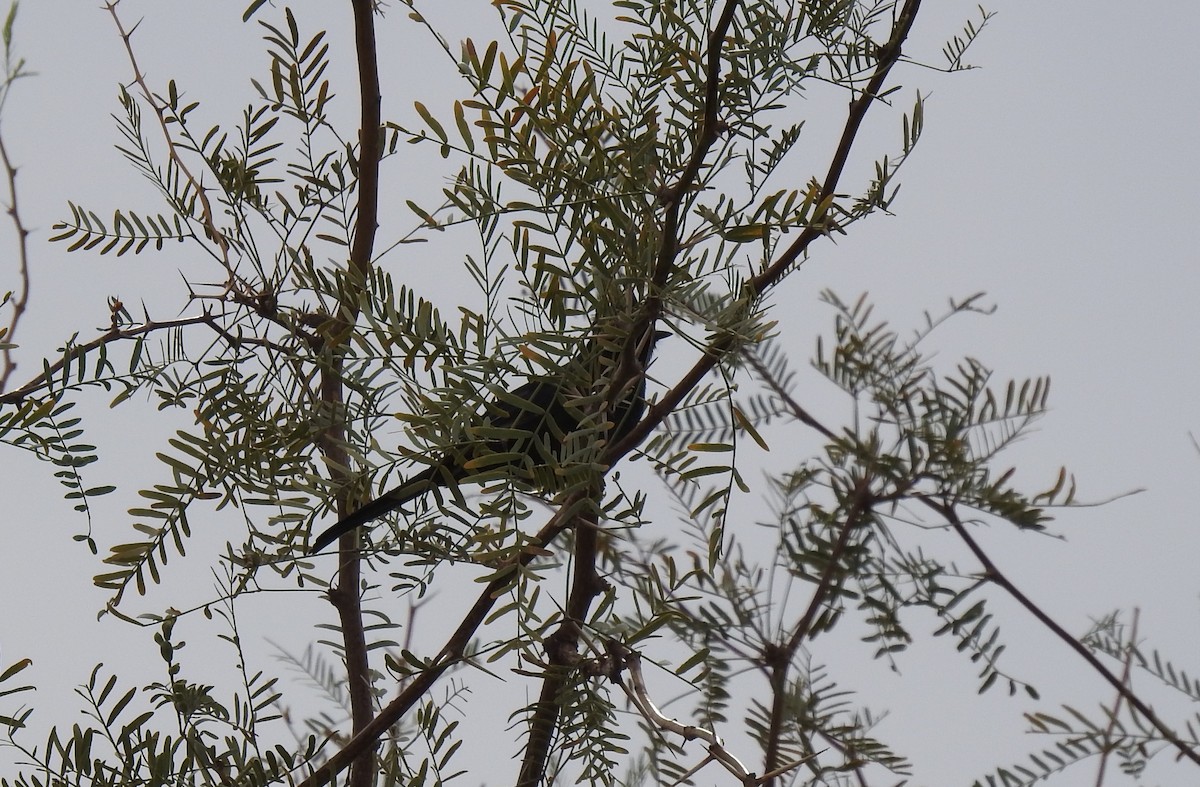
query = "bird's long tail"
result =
(310, 464, 446, 552)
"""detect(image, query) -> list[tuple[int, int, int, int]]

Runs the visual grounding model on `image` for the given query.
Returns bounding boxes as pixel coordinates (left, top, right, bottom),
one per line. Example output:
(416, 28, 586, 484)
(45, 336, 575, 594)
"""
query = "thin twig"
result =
(763, 476, 875, 783)
(1094, 608, 1138, 787)
(0, 129, 29, 392)
(0, 312, 220, 404)
(516, 492, 604, 787)
(0, 1, 30, 392)
(928, 500, 1200, 768)
(104, 1, 231, 269)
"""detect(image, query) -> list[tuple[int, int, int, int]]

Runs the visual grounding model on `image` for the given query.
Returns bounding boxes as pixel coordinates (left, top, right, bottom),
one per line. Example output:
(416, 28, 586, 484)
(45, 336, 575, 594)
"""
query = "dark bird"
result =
(310, 326, 663, 552)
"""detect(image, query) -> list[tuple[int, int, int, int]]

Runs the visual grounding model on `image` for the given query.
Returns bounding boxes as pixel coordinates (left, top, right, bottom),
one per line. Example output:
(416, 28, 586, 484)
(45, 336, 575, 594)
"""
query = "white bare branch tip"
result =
(618, 645, 784, 786)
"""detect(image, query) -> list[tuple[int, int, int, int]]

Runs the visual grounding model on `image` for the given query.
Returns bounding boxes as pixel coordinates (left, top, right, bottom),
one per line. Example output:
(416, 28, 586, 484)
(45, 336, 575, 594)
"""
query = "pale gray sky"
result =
(3, 2, 1198, 784)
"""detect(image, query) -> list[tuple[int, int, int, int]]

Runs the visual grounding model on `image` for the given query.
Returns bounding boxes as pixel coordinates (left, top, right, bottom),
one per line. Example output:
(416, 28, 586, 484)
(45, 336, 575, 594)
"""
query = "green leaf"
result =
(414, 101, 447, 144)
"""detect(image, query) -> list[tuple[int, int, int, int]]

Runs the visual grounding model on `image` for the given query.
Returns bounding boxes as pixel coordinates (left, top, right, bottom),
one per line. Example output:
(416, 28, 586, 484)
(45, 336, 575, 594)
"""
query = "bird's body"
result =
(310, 328, 659, 552)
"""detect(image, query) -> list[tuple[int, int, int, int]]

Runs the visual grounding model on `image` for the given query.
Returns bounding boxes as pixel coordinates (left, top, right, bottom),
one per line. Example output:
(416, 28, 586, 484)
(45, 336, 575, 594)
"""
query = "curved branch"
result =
(0, 312, 220, 404)
(0, 132, 29, 393)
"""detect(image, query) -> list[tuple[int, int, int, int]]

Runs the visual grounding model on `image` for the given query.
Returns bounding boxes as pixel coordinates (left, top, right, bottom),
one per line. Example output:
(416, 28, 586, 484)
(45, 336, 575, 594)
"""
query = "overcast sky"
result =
(3, 2, 1198, 785)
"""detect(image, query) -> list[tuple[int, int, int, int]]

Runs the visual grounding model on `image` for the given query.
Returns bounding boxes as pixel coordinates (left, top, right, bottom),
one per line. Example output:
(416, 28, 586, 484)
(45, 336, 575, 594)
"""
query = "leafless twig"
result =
(0, 14, 30, 393)
(1094, 608, 1139, 787)
(616, 643, 815, 786)
(0, 129, 28, 392)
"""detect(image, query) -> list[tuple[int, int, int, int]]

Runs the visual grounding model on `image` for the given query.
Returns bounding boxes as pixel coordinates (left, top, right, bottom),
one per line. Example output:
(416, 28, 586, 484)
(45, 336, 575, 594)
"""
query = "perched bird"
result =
(310, 326, 663, 552)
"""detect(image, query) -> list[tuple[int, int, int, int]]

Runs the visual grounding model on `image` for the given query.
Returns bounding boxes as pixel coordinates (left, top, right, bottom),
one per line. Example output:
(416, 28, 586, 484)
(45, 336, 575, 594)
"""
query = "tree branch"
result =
(752, 0, 923, 287)
(0, 312, 220, 404)
(612, 0, 924, 465)
(650, 0, 742, 291)
(105, 0, 232, 270)
(516, 492, 604, 787)
(0, 130, 29, 393)
(315, 2, 385, 786)
(298, 494, 588, 787)
(764, 475, 875, 784)
(1094, 608, 1138, 787)
(929, 500, 1200, 768)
